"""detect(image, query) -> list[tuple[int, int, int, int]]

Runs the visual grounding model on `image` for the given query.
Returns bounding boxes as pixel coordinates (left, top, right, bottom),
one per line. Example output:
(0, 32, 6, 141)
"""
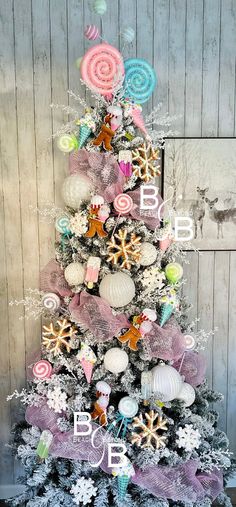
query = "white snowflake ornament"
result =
(47, 386, 67, 414)
(141, 267, 166, 295)
(71, 477, 97, 506)
(176, 424, 201, 452)
(70, 212, 88, 237)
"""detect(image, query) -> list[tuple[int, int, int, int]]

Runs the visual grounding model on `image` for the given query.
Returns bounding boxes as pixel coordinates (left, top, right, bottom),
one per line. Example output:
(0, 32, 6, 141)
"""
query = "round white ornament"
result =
(151, 363, 183, 402)
(184, 334, 196, 350)
(104, 347, 129, 374)
(62, 173, 92, 209)
(99, 272, 135, 308)
(42, 292, 60, 311)
(176, 382, 195, 407)
(139, 242, 157, 266)
(118, 396, 138, 418)
(64, 262, 85, 286)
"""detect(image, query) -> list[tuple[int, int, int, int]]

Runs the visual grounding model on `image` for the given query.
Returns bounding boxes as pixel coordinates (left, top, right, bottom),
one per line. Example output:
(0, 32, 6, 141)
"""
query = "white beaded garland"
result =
(104, 347, 129, 374)
(176, 382, 196, 407)
(139, 242, 157, 266)
(99, 272, 135, 308)
(42, 292, 61, 311)
(64, 262, 85, 286)
(62, 174, 92, 209)
(151, 363, 183, 402)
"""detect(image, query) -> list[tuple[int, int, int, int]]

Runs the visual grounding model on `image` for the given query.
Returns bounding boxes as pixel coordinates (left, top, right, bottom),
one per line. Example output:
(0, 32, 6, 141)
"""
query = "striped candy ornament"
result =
(55, 215, 71, 234)
(84, 24, 100, 41)
(93, 0, 107, 15)
(33, 360, 53, 380)
(113, 193, 133, 215)
(42, 292, 61, 311)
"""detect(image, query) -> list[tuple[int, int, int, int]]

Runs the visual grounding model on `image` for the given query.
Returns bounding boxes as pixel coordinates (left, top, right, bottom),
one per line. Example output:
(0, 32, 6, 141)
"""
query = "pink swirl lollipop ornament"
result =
(33, 360, 53, 380)
(80, 43, 124, 99)
(114, 193, 133, 215)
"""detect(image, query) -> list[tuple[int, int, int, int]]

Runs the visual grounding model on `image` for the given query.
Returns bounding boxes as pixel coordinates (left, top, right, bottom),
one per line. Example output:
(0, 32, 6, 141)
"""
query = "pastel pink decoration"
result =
(159, 237, 172, 251)
(145, 317, 186, 361)
(84, 24, 100, 40)
(69, 150, 125, 203)
(40, 259, 73, 297)
(80, 43, 124, 98)
(69, 291, 129, 342)
(131, 106, 147, 135)
(85, 256, 101, 288)
(139, 320, 152, 336)
(107, 105, 123, 131)
(184, 334, 196, 350)
(127, 186, 164, 231)
(26, 402, 224, 502)
(114, 193, 133, 214)
(98, 204, 110, 222)
(173, 351, 207, 387)
(33, 360, 53, 380)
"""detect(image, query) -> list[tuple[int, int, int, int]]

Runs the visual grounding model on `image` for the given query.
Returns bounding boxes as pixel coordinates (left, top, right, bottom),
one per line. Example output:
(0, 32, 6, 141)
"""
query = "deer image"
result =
(205, 197, 236, 239)
(187, 187, 209, 239)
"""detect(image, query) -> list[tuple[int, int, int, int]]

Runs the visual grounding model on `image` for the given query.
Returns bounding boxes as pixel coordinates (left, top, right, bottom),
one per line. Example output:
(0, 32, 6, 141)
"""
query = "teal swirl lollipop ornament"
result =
(124, 58, 157, 103)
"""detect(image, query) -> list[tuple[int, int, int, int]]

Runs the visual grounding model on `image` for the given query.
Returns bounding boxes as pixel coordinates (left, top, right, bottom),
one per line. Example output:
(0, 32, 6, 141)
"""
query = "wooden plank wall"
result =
(0, 0, 236, 484)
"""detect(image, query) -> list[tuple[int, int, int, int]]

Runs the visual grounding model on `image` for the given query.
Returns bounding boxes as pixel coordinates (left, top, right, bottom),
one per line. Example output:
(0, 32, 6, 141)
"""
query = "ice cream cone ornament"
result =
(119, 308, 157, 351)
(122, 97, 147, 136)
(85, 195, 109, 238)
(77, 342, 97, 383)
(91, 380, 111, 426)
(76, 109, 96, 148)
(159, 289, 178, 327)
(118, 150, 132, 178)
(112, 458, 135, 500)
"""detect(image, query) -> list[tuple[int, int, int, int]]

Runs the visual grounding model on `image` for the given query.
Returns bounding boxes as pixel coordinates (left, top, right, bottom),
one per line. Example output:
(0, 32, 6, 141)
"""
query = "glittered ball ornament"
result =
(139, 242, 157, 266)
(84, 24, 100, 41)
(57, 134, 78, 153)
(42, 292, 61, 311)
(99, 272, 135, 308)
(33, 360, 53, 380)
(124, 58, 157, 104)
(121, 26, 135, 44)
(93, 0, 107, 15)
(104, 347, 129, 374)
(64, 262, 85, 286)
(176, 382, 196, 407)
(118, 396, 139, 418)
(62, 173, 92, 209)
(151, 363, 183, 402)
(80, 43, 124, 98)
(55, 215, 71, 235)
(165, 263, 183, 284)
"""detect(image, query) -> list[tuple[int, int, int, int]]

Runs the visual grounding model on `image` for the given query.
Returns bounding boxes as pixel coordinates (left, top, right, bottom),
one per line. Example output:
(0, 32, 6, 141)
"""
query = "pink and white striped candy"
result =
(113, 193, 133, 215)
(84, 24, 100, 41)
(184, 334, 196, 350)
(33, 360, 53, 380)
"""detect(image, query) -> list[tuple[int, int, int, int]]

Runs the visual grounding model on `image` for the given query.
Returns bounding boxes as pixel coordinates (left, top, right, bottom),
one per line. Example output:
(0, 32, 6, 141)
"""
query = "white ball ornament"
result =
(176, 382, 196, 407)
(139, 242, 157, 266)
(118, 396, 139, 418)
(99, 272, 135, 308)
(62, 173, 92, 209)
(104, 347, 129, 374)
(64, 262, 85, 286)
(151, 363, 183, 402)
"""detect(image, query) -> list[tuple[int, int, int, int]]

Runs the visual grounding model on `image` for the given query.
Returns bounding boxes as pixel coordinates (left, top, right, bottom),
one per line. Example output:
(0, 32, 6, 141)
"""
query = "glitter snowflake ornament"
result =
(176, 424, 201, 452)
(71, 477, 97, 506)
(131, 409, 168, 449)
(69, 212, 88, 237)
(47, 386, 67, 414)
(141, 267, 166, 295)
(107, 228, 141, 269)
(132, 142, 160, 182)
(42, 318, 78, 355)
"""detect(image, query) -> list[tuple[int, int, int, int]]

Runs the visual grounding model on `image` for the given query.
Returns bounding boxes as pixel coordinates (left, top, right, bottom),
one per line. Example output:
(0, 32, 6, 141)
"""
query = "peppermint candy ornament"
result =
(124, 58, 157, 103)
(33, 360, 53, 380)
(84, 24, 100, 41)
(184, 334, 196, 350)
(114, 193, 133, 214)
(80, 43, 124, 98)
(42, 292, 61, 311)
(55, 215, 71, 235)
(57, 134, 78, 153)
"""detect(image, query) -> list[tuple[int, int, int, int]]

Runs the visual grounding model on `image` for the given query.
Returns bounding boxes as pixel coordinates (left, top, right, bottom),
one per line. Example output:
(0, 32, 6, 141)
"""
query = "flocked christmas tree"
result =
(8, 3, 235, 506)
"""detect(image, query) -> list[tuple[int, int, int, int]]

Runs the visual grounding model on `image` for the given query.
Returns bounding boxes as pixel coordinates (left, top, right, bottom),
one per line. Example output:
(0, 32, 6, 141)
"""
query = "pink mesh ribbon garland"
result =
(70, 291, 129, 342)
(145, 317, 186, 361)
(173, 351, 207, 387)
(127, 186, 164, 231)
(40, 259, 73, 297)
(25, 403, 223, 502)
(69, 150, 125, 203)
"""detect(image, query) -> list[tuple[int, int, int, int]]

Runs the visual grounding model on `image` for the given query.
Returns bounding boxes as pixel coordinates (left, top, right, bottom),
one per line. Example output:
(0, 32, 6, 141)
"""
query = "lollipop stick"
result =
(178, 351, 186, 375)
(111, 213, 121, 237)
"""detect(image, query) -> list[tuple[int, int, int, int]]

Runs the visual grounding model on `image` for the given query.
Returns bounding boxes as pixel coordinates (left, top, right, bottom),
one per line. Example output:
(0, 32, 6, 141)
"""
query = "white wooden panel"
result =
(153, 0, 169, 112)
(198, 251, 214, 387)
(227, 252, 236, 453)
(182, 251, 199, 323)
(136, 0, 154, 116)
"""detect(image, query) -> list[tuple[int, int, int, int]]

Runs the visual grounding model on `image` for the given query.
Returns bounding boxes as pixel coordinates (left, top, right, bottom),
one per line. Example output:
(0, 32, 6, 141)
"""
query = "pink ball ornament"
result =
(84, 24, 100, 41)
(114, 193, 133, 214)
(80, 43, 124, 98)
(33, 360, 53, 380)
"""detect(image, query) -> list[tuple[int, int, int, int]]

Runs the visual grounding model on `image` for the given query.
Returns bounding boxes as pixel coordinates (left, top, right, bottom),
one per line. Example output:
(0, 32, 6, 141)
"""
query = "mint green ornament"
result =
(93, 0, 107, 15)
(159, 303, 173, 327)
(165, 262, 183, 284)
(36, 430, 53, 459)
